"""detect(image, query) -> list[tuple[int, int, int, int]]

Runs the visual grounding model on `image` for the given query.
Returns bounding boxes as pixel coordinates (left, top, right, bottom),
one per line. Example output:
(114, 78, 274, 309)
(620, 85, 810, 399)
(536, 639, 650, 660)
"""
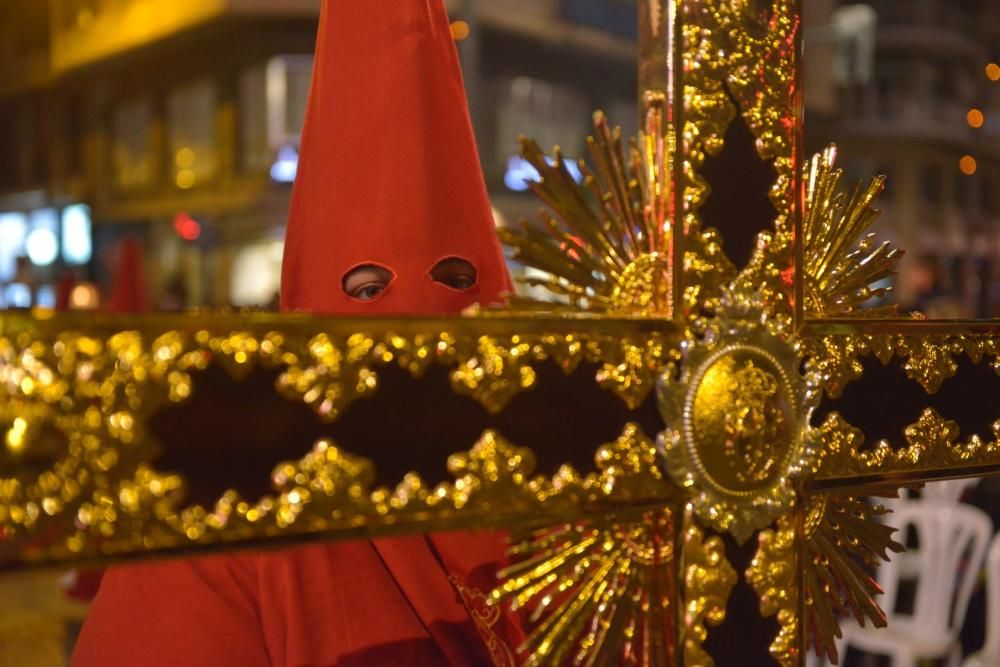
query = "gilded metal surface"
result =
(749, 494, 903, 666)
(492, 425, 678, 666)
(812, 409, 1000, 487)
(0, 315, 678, 565)
(658, 295, 819, 542)
(498, 107, 734, 322)
(738, 147, 903, 319)
(746, 516, 799, 667)
(806, 331, 1000, 398)
(682, 518, 736, 667)
(679, 0, 799, 308)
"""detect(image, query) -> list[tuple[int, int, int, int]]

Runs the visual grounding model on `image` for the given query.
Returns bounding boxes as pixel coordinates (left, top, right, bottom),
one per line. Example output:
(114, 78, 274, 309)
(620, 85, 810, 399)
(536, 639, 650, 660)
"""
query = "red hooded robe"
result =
(72, 1, 521, 665)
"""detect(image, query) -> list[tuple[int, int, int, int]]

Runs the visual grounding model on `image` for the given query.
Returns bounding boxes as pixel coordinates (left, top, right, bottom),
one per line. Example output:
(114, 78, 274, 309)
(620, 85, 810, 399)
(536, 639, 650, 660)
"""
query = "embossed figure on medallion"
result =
(691, 353, 791, 490)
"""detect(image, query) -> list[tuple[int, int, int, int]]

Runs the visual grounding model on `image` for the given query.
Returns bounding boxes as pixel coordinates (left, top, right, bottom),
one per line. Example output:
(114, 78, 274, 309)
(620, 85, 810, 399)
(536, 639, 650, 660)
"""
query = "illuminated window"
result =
(26, 209, 59, 267)
(4, 283, 31, 309)
(35, 285, 56, 309)
(112, 98, 155, 190)
(0, 212, 28, 281)
(61, 204, 93, 265)
(168, 79, 218, 190)
(230, 241, 285, 306)
(265, 56, 313, 151)
(504, 155, 583, 192)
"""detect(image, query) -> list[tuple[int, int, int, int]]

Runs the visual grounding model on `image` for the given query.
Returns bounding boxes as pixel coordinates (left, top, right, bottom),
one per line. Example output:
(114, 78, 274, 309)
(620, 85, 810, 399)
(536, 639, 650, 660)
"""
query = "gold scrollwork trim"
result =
(806, 332, 1000, 399)
(683, 519, 736, 667)
(0, 418, 672, 566)
(747, 515, 798, 667)
(812, 409, 1000, 486)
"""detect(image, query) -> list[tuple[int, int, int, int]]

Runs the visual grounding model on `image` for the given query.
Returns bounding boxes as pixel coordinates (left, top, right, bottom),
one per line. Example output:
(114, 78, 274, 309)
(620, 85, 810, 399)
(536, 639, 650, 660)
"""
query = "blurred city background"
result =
(0, 0, 997, 317)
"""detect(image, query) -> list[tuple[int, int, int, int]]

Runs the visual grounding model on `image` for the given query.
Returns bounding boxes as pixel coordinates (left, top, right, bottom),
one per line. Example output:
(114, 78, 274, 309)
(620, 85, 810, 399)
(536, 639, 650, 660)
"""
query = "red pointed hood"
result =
(280, 0, 510, 315)
(54, 271, 77, 312)
(107, 238, 150, 314)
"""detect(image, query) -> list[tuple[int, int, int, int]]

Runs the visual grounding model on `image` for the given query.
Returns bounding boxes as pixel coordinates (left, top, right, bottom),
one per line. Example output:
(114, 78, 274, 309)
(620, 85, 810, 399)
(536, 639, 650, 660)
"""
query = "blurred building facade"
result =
(0, 0, 639, 309)
(806, 0, 1000, 317)
(6, 0, 997, 315)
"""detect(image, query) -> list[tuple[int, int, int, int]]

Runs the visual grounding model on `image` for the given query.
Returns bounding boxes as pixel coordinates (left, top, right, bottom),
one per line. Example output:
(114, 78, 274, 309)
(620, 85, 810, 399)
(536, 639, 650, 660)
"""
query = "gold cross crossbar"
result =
(1, 1, 998, 665)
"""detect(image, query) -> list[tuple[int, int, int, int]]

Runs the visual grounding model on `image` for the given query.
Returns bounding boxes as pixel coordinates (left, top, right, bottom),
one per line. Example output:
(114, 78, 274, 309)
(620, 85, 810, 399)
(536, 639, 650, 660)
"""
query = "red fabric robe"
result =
(73, 534, 520, 666)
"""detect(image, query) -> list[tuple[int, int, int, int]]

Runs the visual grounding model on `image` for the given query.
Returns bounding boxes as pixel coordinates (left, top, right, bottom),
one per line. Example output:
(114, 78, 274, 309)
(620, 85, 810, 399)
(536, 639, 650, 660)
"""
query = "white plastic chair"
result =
(834, 501, 992, 667)
(962, 532, 1000, 667)
(922, 479, 980, 504)
(884, 479, 980, 511)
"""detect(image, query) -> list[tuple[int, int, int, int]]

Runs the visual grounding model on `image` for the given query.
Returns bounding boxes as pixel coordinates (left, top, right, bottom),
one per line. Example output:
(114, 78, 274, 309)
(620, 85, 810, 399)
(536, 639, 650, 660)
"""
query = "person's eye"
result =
(430, 257, 478, 291)
(352, 283, 387, 301)
(442, 275, 475, 290)
(342, 264, 395, 301)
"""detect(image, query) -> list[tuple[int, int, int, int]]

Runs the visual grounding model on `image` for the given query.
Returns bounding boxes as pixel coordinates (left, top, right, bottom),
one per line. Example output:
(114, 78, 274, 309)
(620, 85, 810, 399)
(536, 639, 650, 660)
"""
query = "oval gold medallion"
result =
(685, 346, 797, 498)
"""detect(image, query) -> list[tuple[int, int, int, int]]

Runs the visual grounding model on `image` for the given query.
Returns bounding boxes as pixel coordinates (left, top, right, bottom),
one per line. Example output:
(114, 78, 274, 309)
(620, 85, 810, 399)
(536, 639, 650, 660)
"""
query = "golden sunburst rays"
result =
(490, 425, 679, 667)
(499, 109, 675, 317)
(498, 107, 736, 321)
(737, 145, 903, 318)
(802, 146, 903, 318)
(749, 493, 904, 666)
(800, 494, 903, 663)
(494, 509, 677, 667)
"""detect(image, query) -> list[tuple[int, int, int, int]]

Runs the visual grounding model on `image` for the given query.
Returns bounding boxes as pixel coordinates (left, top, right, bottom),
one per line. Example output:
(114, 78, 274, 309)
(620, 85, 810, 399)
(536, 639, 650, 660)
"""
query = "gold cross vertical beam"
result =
(638, 0, 684, 320)
(638, 6, 688, 664)
(790, 0, 805, 329)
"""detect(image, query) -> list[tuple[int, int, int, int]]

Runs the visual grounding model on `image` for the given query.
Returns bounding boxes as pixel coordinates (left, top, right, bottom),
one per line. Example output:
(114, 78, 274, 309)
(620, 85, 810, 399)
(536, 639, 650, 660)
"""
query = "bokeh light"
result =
(450, 20, 470, 41)
(25, 228, 59, 266)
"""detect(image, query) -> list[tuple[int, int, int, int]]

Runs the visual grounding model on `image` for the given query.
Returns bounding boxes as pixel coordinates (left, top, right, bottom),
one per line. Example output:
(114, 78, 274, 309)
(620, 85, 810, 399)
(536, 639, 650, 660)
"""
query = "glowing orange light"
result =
(967, 109, 985, 128)
(173, 212, 202, 241)
(959, 155, 978, 176)
(69, 283, 100, 310)
(987, 63, 1000, 82)
(450, 20, 470, 41)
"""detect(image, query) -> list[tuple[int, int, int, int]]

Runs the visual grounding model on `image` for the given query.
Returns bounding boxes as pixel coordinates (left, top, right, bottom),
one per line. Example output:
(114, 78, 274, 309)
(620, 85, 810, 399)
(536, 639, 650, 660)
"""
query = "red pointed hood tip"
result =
(280, 0, 510, 316)
(107, 237, 151, 314)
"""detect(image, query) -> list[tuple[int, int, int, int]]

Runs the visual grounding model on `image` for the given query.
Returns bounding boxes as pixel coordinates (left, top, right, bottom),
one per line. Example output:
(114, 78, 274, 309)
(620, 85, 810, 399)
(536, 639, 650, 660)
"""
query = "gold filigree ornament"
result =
(682, 519, 737, 667)
(489, 139, 905, 664)
(657, 291, 821, 542)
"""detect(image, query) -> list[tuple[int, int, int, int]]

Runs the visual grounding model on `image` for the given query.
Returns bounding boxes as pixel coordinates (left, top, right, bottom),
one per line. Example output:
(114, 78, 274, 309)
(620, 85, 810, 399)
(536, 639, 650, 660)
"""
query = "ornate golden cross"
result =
(1, 1, 998, 665)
